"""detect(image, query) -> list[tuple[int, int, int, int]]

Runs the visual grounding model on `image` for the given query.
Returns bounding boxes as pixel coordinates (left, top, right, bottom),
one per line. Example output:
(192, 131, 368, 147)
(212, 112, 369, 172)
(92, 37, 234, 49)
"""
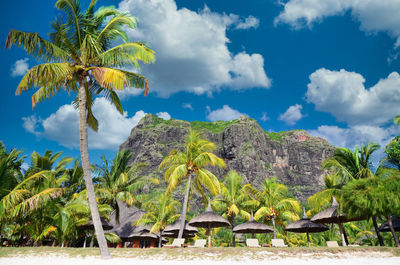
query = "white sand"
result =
(1, 256, 399, 265)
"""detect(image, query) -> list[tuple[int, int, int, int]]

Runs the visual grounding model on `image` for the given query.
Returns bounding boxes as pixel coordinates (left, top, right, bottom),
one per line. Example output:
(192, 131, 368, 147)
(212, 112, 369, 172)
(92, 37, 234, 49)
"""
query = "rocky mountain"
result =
(120, 114, 335, 204)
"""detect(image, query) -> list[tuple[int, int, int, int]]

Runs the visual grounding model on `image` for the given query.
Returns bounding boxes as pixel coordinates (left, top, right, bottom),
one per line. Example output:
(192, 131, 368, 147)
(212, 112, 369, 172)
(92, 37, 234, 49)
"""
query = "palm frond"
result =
(6, 30, 70, 62)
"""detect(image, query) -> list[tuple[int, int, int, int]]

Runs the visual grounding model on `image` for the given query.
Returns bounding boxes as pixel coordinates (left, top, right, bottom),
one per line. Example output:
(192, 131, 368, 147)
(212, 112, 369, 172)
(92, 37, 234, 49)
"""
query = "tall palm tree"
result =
(251, 178, 301, 239)
(320, 143, 384, 246)
(212, 170, 257, 247)
(159, 129, 226, 238)
(343, 172, 400, 247)
(6, 0, 155, 257)
(135, 193, 180, 247)
(95, 149, 156, 223)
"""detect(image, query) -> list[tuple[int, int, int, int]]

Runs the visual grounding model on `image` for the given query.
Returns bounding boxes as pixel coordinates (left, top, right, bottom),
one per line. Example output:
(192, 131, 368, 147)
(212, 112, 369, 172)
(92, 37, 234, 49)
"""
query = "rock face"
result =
(120, 114, 335, 203)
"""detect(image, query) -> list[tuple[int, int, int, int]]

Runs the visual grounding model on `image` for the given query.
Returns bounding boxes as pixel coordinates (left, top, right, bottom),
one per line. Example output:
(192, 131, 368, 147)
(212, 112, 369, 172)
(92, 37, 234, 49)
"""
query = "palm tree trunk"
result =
(272, 217, 277, 239)
(178, 173, 193, 239)
(231, 224, 236, 247)
(387, 214, 400, 247)
(78, 80, 111, 259)
(158, 231, 163, 248)
(372, 217, 385, 246)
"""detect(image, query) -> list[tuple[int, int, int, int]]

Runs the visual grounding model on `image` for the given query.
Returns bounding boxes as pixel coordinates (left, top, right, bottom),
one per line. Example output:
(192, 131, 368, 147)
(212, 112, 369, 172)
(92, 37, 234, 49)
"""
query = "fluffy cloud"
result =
(235, 16, 259, 30)
(308, 124, 400, 166)
(306, 68, 400, 126)
(156, 112, 171, 120)
(278, 104, 303, 125)
(206, 105, 245, 122)
(275, 0, 400, 47)
(11, 58, 29, 77)
(22, 98, 146, 150)
(118, 0, 270, 97)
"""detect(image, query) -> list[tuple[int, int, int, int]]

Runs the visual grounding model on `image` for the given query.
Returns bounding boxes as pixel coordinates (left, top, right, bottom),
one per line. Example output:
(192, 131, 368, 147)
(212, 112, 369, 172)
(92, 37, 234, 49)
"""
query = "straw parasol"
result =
(311, 197, 360, 246)
(233, 213, 274, 234)
(285, 210, 328, 247)
(164, 220, 198, 235)
(379, 216, 400, 232)
(188, 200, 230, 247)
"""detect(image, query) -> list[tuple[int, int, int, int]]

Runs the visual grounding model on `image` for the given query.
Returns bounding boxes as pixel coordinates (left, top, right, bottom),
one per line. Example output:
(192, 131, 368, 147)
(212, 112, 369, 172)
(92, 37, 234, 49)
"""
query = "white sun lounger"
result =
(271, 239, 288, 247)
(163, 238, 185, 248)
(326, 241, 340, 247)
(246, 238, 261, 247)
(188, 239, 206, 248)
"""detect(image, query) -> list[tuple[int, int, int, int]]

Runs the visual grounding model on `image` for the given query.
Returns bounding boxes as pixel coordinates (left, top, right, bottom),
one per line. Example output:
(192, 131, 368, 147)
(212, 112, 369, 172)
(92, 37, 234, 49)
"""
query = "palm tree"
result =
(251, 178, 301, 239)
(320, 143, 384, 246)
(343, 172, 400, 247)
(135, 193, 180, 247)
(6, 0, 155, 257)
(159, 129, 226, 238)
(95, 149, 156, 223)
(0, 143, 24, 200)
(212, 170, 257, 247)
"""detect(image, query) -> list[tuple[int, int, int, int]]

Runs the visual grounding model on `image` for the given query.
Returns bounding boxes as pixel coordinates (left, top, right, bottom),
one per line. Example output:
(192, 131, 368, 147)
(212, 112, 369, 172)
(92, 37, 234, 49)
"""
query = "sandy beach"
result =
(1, 256, 400, 265)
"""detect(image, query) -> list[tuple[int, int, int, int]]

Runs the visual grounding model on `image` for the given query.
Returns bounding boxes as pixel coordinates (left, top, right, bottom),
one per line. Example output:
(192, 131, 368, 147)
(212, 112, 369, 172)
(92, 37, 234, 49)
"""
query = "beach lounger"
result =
(188, 239, 206, 248)
(326, 241, 339, 247)
(271, 239, 288, 247)
(246, 238, 261, 247)
(163, 238, 185, 248)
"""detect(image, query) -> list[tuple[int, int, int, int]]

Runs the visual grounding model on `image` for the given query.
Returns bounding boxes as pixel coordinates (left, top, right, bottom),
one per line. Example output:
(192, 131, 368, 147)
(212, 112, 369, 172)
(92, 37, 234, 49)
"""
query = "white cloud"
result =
(11, 58, 29, 77)
(260, 112, 269, 121)
(118, 0, 270, 97)
(22, 115, 41, 136)
(308, 124, 400, 167)
(206, 105, 245, 122)
(22, 98, 146, 150)
(275, 0, 400, 48)
(235, 16, 259, 30)
(182, 103, 193, 110)
(278, 104, 303, 125)
(156, 112, 171, 120)
(305, 68, 400, 126)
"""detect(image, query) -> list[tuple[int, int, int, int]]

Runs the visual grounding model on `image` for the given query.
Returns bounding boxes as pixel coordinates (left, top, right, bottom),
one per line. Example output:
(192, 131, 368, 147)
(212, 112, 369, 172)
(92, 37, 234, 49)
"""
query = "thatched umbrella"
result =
(379, 216, 400, 232)
(233, 213, 274, 235)
(285, 211, 329, 247)
(310, 197, 354, 246)
(188, 200, 230, 248)
(164, 220, 198, 235)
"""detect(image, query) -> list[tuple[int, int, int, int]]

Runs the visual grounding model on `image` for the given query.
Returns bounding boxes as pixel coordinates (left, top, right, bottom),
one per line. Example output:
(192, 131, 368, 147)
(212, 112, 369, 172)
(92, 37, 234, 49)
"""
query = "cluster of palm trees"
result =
(308, 142, 400, 247)
(0, 145, 155, 248)
(2, 128, 400, 248)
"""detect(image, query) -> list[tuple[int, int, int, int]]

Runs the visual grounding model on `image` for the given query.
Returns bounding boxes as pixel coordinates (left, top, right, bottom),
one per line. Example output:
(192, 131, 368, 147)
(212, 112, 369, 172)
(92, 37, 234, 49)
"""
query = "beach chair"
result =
(326, 241, 339, 247)
(271, 239, 288, 247)
(246, 238, 261, 247)
(188, 239, 206, 248)
(163, 238, 185, 248)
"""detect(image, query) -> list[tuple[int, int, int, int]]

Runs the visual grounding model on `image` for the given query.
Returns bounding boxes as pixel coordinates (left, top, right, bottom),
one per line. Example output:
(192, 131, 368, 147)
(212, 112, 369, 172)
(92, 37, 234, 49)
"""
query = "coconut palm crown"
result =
(6, 0, 155, 258)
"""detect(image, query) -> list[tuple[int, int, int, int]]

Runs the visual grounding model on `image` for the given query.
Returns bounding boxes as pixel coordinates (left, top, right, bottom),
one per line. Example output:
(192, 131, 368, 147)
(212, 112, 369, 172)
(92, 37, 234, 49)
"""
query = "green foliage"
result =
(190, 120, 240, 133)
(385, 136, 400, 168)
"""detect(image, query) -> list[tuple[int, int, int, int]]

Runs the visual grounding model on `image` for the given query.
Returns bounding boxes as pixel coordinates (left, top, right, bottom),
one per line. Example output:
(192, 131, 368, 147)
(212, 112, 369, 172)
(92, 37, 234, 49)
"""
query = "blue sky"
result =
(1, 0, 400, 167)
